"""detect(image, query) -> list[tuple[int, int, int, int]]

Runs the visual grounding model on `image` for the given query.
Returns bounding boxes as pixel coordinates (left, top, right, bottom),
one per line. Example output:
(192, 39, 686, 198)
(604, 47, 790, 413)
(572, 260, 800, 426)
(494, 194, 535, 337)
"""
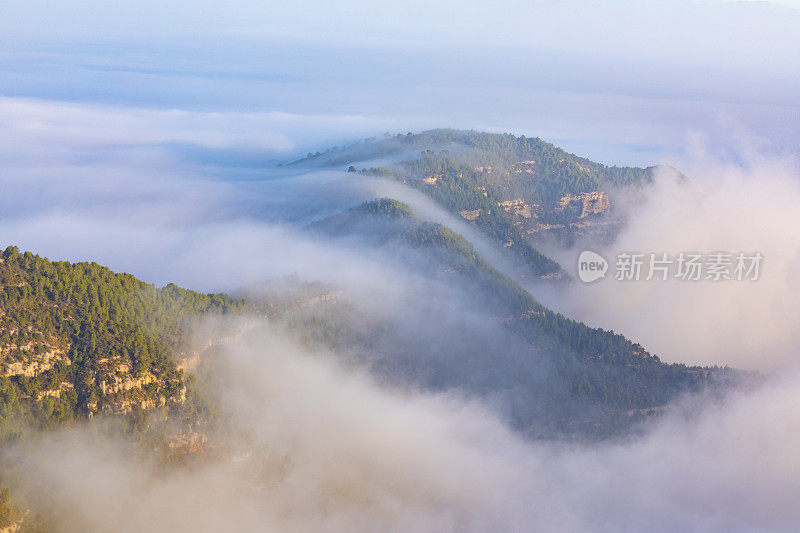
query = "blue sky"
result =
(1, 0, 798, 165)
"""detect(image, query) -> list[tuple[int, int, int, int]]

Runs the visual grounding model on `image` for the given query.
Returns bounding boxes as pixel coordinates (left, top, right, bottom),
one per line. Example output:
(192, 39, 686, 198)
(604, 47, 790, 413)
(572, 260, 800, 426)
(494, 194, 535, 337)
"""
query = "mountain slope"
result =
(0, 246, 246, 432)
(295, 129, 661, 278)
(300, 128, 654, 201)
(302, 199, 725, 438)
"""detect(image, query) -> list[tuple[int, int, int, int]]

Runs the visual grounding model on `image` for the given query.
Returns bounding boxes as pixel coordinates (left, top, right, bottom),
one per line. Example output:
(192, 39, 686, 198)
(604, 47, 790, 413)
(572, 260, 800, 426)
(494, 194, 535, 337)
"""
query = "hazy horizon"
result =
(1, 0, 798, 167)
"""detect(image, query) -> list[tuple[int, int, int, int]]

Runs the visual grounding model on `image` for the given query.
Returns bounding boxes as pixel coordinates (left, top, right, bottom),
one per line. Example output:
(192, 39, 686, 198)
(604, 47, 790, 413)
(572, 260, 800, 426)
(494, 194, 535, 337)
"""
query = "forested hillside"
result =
(296, 129, 662, 276)
(0, 203, 743, 527)
(305, 199, 724, 437)
(301, 129, 654, 199)
(0, 246, 246, 433)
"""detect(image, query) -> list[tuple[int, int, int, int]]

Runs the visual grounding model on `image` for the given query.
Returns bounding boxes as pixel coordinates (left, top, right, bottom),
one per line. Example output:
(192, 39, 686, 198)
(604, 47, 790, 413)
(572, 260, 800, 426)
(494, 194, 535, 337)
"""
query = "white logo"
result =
(577, 250, 608, 283)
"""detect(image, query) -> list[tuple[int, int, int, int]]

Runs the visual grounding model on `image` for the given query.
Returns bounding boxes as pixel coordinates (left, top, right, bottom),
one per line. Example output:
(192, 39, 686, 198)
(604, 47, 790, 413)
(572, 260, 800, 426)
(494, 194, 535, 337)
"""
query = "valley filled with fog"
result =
(1, 1, 799, 531)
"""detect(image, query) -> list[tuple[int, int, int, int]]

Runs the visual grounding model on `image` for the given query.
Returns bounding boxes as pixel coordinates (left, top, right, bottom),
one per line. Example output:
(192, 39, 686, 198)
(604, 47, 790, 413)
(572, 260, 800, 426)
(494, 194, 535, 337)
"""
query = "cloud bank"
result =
(543, 154, 800, 371)
(6, 326, 800, 532)
(2, 93, 800, 531)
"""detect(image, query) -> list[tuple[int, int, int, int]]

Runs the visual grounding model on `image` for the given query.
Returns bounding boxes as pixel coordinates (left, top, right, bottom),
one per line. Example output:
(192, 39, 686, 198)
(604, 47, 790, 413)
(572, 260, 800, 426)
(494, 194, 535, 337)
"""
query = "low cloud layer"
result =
(0, 96, 406, 162)
(4, 94, 799, 373)
(0, 97, 412, 292)
(3, 93, 800, 531)
(7, 325, 800, 532)
(543, 154, 800, 371)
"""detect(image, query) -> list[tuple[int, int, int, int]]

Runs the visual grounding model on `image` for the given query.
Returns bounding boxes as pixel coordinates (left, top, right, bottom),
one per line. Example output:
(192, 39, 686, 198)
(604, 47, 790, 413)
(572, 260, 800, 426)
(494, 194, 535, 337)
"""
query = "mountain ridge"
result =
(292, 129, 668, 278)
(301, 198, 738, 438)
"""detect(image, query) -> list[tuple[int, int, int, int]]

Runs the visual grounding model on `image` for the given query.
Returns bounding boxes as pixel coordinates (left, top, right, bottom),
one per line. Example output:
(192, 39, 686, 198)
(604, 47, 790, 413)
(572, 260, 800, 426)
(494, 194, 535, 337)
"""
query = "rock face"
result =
(1, 346, 68, 378)
(498, 199, 532, 219)
(0, 245, 245, 420)
(0, 321, 183, 416)
(459, 209, 482, 221)
(579, 191, 611, 217)
(557, 191, 611, 218)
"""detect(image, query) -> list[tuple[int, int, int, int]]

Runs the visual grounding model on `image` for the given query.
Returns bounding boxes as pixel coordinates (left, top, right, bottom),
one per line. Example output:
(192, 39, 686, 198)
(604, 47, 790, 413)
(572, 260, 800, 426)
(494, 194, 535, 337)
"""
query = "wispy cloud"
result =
(543, 152, 800, 371)
(8, 325, 800, 532)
